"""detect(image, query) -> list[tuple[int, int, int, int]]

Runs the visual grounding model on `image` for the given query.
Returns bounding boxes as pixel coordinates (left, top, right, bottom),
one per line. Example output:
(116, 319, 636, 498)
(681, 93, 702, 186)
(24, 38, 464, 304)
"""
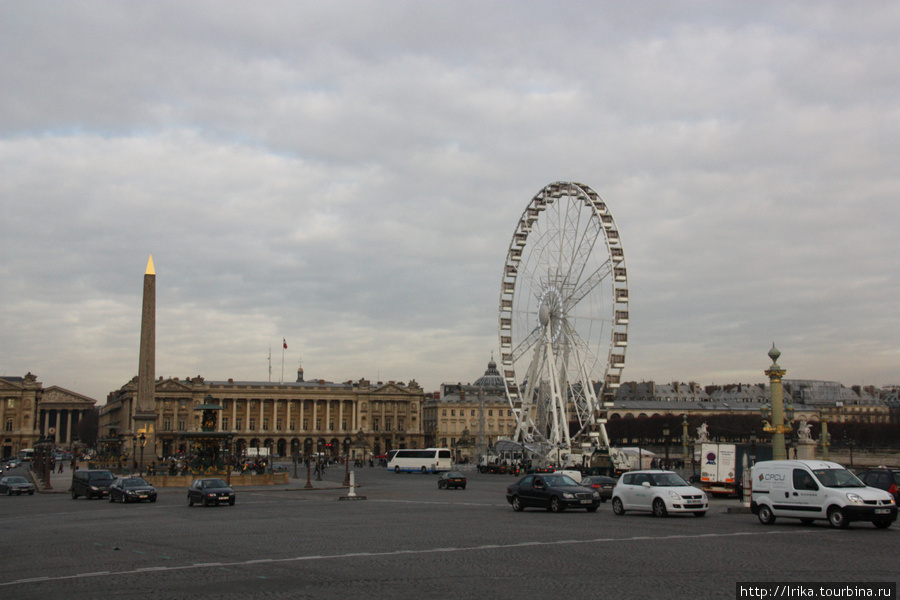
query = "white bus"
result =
(387, 448, 452, 473)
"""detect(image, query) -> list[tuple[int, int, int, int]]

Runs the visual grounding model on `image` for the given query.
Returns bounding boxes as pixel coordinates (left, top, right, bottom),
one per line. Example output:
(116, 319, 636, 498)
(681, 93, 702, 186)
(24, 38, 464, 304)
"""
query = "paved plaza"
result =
(1, 464, 897, 600)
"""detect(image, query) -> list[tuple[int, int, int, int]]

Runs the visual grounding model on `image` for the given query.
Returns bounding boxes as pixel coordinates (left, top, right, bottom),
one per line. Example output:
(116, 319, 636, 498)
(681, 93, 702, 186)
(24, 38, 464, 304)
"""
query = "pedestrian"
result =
(58, 460, 64, 473)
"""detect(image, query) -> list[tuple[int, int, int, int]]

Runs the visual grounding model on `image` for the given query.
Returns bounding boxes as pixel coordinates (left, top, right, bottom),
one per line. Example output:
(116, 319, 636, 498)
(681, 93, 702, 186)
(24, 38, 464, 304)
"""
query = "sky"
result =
(2, 1, 899, 404)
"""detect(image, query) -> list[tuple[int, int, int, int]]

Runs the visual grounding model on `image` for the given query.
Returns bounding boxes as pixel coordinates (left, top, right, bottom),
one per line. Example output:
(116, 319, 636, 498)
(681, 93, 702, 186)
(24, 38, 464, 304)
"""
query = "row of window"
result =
(440, 408, 512, 417)
(161, 416, 407, 433)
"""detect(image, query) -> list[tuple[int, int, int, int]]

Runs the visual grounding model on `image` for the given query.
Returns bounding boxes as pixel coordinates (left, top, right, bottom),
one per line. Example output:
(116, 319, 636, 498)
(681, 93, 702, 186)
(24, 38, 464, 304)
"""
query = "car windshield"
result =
(5, 477, 28, 484)
(445, 472, 464, 478)
(202, 479, 228, 489)
(812, 468, 865, 488)
(91, 473, 114, 482)
(123, 478, 149, 487)
(650, 473, 690, 487)
(541, 475, 579, 487)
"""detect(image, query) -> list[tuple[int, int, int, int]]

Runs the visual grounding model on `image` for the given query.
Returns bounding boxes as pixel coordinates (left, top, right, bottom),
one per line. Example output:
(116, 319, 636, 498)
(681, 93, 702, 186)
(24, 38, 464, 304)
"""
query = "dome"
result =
(473, 357, 504, 389)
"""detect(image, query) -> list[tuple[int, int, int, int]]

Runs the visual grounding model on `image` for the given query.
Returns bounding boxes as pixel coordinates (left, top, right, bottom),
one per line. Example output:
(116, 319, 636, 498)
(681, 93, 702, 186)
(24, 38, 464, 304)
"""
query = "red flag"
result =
(283, 338, 287, 350)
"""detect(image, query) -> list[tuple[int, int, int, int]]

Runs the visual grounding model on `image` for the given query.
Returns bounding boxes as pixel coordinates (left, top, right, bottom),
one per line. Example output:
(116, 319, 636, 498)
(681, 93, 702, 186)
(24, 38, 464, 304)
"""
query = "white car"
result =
(612, 470, 708, 517)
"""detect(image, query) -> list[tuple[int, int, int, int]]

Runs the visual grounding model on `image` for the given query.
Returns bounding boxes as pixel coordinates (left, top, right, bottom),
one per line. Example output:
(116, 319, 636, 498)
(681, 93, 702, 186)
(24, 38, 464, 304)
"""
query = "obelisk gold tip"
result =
(146, 255, 155, 275)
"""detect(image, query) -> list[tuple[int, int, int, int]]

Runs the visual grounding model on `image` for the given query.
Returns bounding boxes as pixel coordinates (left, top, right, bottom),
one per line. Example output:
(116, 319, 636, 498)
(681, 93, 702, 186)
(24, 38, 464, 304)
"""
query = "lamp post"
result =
(139, 432, 146, 475)
(316, 440, 324, 481)
(662, 425, 670, 470)
(132, 435, 138, 472)
(749, 430, 757, 466)
(343, 438, 351, 486)
(304, 437, 313, 489)
(681, 415, 689, 474)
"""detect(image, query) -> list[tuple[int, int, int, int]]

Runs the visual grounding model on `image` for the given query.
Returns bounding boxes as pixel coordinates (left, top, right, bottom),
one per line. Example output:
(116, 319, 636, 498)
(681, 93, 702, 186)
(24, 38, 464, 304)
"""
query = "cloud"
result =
(2, 1, 899, 402)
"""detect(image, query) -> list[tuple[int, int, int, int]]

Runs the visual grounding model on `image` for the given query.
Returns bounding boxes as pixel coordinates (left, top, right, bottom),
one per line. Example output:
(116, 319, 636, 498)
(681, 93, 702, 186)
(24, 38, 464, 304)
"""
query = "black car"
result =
(438, 471, 467, 490)
(108, 477, 158, 503)
(857, 468, 900, 503)
(188, 478, 236, 506)
(0, 476, 35, 495)
(506, 473, 601, 512)
(71, 469, 115, 500)
(581, 475, 617, 502)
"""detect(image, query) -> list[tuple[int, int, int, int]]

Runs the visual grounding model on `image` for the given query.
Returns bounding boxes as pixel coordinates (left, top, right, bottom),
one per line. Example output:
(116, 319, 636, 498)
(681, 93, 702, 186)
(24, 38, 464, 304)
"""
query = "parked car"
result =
(581, 475, 617, 502)
(856, 468, 900, 504)
(438, 471, 467, 490)
(752, 460, 896, 529)
(108, 477, 158, 503)
(0, 476, 36, 496)
(71, 469, 115, 500)
(506, 473, 601, 512)
(188, 478, 236, 506)
(612, 470, 708, 517)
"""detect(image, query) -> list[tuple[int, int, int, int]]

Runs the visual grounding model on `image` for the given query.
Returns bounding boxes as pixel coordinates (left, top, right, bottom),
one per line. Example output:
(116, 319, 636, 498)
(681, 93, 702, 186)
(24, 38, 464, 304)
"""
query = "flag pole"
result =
(268, 346, 272, 382)
(281, 338, 286, 384)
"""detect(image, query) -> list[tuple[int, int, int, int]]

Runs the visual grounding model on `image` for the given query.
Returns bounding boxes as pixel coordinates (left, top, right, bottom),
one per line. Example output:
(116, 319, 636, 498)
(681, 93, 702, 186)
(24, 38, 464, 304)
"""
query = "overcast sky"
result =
(2, 1, 899, 403)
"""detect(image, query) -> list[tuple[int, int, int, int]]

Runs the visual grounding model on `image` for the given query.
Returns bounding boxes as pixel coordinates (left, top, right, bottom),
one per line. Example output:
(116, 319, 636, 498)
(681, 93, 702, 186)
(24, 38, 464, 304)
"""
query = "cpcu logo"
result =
(705, 452, 716, 465)
(759, 473, 785, 482)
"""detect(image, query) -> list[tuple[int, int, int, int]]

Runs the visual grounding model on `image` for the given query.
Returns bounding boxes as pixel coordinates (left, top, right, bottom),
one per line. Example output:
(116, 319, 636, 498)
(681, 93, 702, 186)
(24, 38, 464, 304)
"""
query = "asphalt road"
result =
(1, 466, 897, 600)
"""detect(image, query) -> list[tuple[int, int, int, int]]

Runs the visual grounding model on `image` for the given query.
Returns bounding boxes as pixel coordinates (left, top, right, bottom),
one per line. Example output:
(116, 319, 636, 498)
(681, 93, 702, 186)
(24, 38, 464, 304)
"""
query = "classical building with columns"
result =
(99, 368, 426, 461)
(0, 372, 97, 458)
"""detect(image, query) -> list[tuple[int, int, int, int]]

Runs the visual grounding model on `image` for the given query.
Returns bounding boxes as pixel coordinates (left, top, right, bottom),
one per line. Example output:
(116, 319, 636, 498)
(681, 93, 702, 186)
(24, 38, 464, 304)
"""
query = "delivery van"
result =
(750, 460, 897, 529)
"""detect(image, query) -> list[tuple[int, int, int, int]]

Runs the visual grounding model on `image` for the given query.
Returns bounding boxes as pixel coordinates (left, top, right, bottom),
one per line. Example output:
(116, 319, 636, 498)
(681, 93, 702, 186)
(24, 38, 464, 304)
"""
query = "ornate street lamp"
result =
(763, 344, 792, 460)
(662, 425, 670, 470)
(343, 437, 351, 486)
(304, 437, 313, 489)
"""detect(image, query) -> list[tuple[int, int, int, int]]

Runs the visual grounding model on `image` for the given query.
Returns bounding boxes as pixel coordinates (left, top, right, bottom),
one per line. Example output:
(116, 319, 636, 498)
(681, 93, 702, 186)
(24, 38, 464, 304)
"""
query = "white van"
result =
(751, 460, 897, 529)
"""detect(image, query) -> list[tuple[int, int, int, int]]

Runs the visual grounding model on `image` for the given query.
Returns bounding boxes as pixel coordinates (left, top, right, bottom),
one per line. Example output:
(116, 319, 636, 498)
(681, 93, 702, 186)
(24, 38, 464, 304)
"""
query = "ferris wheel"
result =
(499, 182, 628, 457)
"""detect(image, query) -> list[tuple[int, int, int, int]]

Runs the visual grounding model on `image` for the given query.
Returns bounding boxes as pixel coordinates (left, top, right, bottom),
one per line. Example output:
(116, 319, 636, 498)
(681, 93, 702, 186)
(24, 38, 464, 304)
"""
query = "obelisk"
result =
(133, 255, 158, 471)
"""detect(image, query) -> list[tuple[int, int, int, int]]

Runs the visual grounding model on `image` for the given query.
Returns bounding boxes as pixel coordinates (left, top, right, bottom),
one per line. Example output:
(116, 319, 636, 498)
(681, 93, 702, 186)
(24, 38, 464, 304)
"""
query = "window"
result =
(385, 418, 392, 431)
(290, 418, 296, 431)
(442, 409, 447, 416)
(342, 420, 348, 431)
(276, 418, 282, 431)
(451, 409, 456, 416)
(163, 418, 172, 432)
(249, 418, 256, 431)
(315, 418, 322, 431)
(302, 418, 308, 430)
(263, 418, 269, 431)
(178, 419, 186, 431)
(328, 420, 334, 431)
(6, 399, 14, 409)
(373, 418, 380, 432)
(236, 418, 243, 430)
(222, 417, 229, 431)
(471, 410, 475, 416)
(488, 409, 493, 416)
(398, 418, 404, 431)
(4, 419, 12, 432)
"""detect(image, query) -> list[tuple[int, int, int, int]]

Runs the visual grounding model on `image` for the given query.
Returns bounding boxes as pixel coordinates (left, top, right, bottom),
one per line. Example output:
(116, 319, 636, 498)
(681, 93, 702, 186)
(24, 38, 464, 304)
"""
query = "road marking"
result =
(0, 529, 818, 587)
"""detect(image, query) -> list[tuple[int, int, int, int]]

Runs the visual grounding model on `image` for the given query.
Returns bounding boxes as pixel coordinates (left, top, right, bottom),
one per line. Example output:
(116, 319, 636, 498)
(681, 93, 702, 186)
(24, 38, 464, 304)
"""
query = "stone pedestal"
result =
(796, 439, 817, 460)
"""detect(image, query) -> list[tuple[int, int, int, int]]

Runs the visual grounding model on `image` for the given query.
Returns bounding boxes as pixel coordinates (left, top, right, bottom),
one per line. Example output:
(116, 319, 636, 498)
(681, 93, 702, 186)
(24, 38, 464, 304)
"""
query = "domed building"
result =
(423, 357, 516, 462)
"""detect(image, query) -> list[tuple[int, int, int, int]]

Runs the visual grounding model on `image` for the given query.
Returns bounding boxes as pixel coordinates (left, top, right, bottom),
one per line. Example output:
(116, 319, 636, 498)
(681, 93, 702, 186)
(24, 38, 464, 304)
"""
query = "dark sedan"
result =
(581, 475, 617, 502)
(438, 471, 467, 490)
(506, 474, 601, 512)
(108, 477, 158, 503)
(857, 468, 900, 504)
(0, 476, 35, 496)
(188, 478, 236, 506)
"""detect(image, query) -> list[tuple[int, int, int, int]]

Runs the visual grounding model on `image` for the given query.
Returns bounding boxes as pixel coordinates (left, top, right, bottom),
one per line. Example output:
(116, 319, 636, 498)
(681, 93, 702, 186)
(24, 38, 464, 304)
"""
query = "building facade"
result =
(99, 370, 426, 462)
(422, 358, 517, 461)
(0, 373, 97, 459)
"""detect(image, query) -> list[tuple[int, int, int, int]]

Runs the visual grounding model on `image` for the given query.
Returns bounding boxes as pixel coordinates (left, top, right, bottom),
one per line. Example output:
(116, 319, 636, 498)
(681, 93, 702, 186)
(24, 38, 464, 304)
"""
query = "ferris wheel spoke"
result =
(566, 258, 613, 309)
(508, 324, 543, 363)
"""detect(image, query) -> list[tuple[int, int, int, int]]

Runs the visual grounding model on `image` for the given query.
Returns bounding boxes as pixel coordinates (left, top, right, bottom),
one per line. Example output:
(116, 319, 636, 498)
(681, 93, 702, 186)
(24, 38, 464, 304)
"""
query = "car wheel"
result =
(202, 497, 209, 507)
(29, 490, 34, 495)
(612, 497, 625, 516)
(6, 489, 11, 496)
(109, 494, 115, 503)
(549, 496, 564, 512)
(72, 489, 78, 500)
(438, 481, 444, 489)
(229, 498, 235, 506)
(828, 506, 849, 529)
(693, 511, 706, 517)
(757, 504, 776, 525)
(586, 505, 598, 513)
(150, 497, 157, 503)
(421, 466, 427, 474)
(652, 498, 668, 518)
(120, 494, 127, 504)
(511, 496, 524, 512)
(461, 484, 466, 490)
(873, 519, 892, 529)
(188, 495, 194, 506)
(394, 466, 400, 473)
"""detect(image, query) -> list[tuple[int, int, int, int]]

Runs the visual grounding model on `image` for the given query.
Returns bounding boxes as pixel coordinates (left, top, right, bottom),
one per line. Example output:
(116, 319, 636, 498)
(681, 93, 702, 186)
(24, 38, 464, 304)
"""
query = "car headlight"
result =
(668, 491, 680, 500)
(846, 493, 864, 504)
(562, 492, 575, 499)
